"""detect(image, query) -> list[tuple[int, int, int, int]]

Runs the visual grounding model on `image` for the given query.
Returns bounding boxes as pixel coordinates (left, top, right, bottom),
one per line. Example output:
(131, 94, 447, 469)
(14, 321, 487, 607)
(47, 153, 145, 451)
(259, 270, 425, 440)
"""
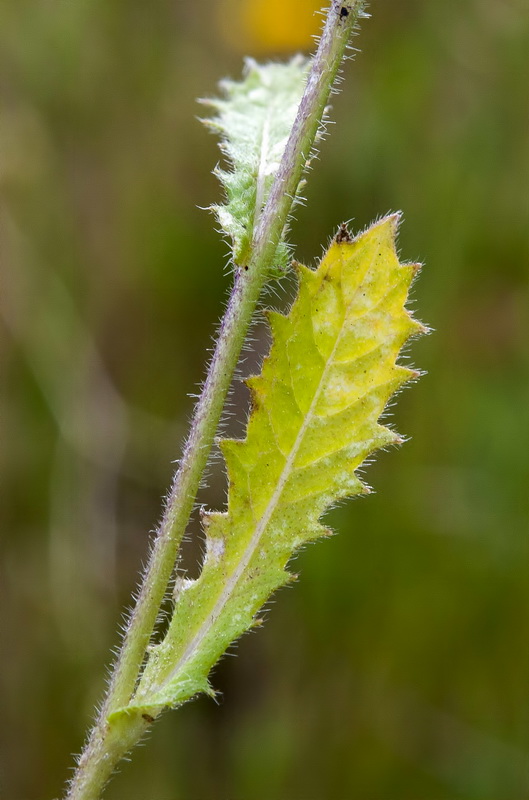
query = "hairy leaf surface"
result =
(201, 56, 308, 271)
(117, 215, 425, 720)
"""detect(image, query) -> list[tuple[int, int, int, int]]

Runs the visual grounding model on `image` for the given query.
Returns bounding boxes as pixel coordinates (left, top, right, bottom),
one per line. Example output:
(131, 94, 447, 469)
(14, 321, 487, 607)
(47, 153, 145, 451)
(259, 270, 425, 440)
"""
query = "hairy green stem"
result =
(65, 3, 363, 798)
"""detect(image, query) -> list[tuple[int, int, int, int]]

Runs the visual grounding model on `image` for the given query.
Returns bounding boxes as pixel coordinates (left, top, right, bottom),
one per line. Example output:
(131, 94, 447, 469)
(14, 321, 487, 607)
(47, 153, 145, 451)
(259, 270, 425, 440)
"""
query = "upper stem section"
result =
(251, 0, 365, 271)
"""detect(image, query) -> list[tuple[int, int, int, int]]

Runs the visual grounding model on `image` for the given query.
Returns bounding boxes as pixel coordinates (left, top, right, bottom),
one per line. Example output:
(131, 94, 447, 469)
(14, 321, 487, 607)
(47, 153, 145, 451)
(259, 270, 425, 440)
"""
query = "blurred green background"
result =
(1, 1, 528, 798)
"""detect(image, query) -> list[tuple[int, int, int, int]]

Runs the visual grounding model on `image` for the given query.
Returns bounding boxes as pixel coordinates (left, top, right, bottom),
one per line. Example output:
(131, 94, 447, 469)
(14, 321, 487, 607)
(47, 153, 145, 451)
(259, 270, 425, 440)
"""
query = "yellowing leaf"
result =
(117, 215, 426, 720)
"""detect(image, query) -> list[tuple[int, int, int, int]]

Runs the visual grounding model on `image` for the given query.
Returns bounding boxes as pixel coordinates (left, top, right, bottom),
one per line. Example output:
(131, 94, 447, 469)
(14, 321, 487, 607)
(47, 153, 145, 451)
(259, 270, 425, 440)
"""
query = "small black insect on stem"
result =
(336, 222, 352, 243)
(339, 5, 350, 20)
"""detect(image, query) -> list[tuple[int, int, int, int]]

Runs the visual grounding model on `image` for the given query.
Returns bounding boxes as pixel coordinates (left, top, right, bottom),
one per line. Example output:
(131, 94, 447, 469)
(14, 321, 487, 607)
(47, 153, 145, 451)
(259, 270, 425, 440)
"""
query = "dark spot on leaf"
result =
(340, 6, 350, 19)
(142, 713, 155, 724)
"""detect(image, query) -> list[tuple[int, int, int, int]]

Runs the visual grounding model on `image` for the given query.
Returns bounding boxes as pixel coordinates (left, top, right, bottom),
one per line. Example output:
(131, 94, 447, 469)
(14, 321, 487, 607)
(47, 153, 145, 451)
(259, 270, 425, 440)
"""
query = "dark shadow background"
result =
(1, 1, 528, 798)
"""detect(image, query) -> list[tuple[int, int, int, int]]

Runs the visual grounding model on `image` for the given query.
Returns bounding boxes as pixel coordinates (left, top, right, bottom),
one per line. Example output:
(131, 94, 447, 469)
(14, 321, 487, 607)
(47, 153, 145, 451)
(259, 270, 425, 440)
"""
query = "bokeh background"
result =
(1, 1, 528, 798)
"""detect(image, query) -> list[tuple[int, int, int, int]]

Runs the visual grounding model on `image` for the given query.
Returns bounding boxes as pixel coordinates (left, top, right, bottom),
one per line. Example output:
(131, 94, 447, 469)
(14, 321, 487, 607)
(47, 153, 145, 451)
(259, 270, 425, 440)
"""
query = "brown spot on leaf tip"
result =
(335, 222, 352, 243)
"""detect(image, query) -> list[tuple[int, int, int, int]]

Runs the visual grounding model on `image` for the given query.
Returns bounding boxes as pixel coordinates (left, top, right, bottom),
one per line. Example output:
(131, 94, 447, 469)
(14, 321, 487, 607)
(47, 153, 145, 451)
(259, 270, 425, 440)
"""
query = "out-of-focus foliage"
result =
(0, 1, 527, 799)
(218, 0, 324, 53)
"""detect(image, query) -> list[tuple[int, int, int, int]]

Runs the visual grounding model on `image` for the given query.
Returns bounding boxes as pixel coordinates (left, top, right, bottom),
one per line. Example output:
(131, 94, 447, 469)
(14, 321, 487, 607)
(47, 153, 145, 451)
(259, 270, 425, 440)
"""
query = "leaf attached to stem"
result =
(112, 214, 426, 721)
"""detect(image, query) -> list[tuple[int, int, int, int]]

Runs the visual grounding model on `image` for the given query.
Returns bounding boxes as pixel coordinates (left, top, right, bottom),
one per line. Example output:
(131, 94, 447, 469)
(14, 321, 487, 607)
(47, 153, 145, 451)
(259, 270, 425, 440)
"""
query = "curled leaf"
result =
(201, 56, 309, 272)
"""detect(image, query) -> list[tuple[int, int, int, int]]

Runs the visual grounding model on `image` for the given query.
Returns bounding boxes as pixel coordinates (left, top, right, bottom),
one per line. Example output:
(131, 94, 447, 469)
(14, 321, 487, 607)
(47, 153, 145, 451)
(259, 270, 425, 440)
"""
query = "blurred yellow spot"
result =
(218, 0, 323, 53)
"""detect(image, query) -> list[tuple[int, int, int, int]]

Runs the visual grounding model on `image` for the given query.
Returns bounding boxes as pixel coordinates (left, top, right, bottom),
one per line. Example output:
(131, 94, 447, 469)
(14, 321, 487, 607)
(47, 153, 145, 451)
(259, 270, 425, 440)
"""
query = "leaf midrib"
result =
(152, 241, 387, 696)
(153, 274, 347, 695)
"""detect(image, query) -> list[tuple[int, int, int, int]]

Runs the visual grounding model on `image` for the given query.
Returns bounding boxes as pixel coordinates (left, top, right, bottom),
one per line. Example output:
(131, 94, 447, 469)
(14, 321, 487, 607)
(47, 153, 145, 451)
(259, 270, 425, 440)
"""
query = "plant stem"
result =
(65, 3, 364, 798)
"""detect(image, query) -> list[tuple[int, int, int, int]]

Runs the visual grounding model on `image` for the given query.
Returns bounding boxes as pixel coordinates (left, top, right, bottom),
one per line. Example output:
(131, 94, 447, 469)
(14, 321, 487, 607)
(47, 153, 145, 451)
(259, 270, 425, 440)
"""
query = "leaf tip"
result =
(418, 321, 433, 336)
(385, 210, 403, 229)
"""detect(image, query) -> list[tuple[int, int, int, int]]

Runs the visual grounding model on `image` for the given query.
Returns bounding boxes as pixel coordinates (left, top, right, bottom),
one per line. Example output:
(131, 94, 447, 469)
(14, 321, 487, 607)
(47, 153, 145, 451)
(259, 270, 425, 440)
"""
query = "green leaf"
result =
(201, 56, 309, 272)
(116, 215, 426, 720)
